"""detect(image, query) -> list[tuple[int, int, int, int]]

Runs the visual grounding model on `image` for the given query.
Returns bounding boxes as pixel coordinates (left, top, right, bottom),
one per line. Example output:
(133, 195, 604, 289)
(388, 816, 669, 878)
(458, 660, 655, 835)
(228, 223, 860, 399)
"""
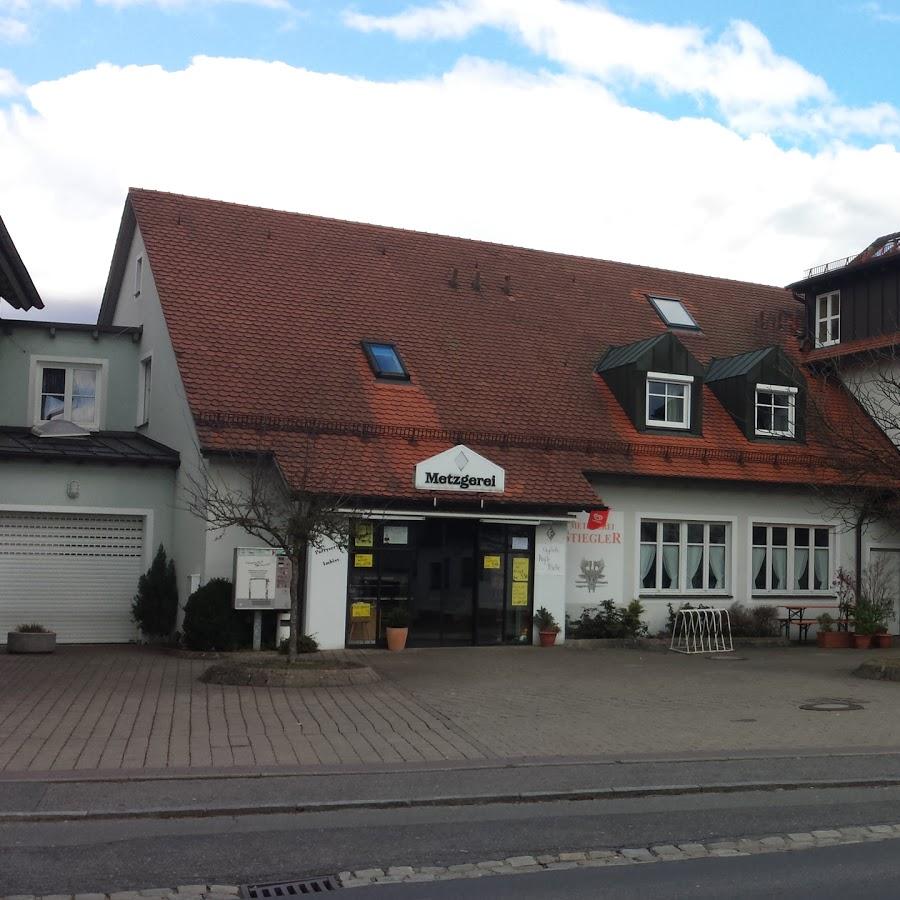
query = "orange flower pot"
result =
(385, 626, 408, 652)
(852, 633, 873, 650)
(539, 630, 558, 647)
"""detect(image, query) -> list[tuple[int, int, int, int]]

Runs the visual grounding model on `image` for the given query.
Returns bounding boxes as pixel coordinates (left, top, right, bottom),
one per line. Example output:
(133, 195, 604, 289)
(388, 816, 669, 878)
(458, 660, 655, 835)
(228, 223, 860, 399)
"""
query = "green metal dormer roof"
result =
(0, 214, 43, 311)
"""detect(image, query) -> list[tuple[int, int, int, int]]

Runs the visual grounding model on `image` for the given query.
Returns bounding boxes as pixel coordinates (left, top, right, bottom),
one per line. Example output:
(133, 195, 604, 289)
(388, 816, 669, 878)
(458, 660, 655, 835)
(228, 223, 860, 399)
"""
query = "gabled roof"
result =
(0, 215, 43, 311)
(596, 334, 666, 372)
(101, 189, 899, 499)
(706, 347, 775, 382)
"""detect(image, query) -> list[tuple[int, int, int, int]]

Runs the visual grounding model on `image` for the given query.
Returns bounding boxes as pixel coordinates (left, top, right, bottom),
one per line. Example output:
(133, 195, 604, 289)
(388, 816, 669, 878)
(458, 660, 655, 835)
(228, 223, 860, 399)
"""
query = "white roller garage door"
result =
(0, 511, 145, 643)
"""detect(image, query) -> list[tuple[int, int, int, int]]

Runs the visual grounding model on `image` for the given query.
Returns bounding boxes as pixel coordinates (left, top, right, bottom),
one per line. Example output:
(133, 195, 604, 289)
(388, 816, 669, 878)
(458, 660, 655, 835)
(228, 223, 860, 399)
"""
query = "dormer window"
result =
(815, 291, 840, 347)
(648, 296, 700, 331)
(362, 341, 409, 380)
(755, 384, 797, 438)
(646, 372, 692, 429)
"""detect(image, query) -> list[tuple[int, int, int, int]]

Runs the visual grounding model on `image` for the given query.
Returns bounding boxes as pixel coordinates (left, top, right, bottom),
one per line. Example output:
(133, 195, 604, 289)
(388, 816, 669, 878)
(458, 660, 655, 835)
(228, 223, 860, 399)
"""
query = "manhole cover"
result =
(706, 655, 748, 661)
(799, 700, 864, 712)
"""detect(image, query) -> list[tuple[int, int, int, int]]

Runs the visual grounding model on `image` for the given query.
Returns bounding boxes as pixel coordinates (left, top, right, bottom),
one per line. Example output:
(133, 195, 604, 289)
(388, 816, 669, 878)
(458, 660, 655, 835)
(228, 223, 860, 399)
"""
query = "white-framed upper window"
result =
(134, 255, 143, 299)
(815, 290, 840, 347)
(138, 355, 152, 426)
(32, 359, 105, 430)
(752, 524, 832, 593)
(639, 519, 730, 593)
(646, 371, 692, 429)
(755, 384, 797, 438)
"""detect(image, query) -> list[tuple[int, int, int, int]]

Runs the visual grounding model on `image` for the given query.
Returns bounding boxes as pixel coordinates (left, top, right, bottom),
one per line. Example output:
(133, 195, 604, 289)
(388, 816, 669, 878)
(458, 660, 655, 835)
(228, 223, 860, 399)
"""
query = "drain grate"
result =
(241, 876, 341, 897)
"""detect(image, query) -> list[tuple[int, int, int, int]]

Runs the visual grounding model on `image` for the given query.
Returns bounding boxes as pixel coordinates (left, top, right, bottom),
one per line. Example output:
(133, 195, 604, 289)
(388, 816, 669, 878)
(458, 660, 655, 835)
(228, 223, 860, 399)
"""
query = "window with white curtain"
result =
(640, 519, 729, 593)
(752, 524, 832, 593)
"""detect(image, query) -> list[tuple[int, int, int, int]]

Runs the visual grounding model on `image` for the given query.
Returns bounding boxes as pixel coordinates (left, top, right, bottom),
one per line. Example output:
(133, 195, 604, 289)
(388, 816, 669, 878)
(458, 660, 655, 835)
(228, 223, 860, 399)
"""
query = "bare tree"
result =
(184, 433, 360, 661)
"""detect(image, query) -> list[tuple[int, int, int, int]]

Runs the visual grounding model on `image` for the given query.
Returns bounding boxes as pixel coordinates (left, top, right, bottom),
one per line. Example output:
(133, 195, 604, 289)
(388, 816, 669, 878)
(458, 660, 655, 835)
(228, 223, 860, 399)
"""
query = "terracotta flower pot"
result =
(874, 633, 893, 649)
(385, 626, 408, 652)
(539, 630, 558, 647)
(852, 633, 873, 650)
(817, 631, 849, 649)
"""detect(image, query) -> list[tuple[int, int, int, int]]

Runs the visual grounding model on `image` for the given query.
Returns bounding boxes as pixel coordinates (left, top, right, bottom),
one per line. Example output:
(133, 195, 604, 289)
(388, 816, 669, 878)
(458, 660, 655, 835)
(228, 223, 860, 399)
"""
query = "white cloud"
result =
(3, 55, 900, 316)
(95, 0, 290, 10)
(862, 2, 900, 23)
(0, 15, 28, 40)
(0, 68, 23, 94)
(344, 0, 895, 140)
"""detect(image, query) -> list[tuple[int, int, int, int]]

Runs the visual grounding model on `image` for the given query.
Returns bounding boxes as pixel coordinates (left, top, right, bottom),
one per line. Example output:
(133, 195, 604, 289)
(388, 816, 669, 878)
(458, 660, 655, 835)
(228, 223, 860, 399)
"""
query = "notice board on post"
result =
(233, 547, 292, 609)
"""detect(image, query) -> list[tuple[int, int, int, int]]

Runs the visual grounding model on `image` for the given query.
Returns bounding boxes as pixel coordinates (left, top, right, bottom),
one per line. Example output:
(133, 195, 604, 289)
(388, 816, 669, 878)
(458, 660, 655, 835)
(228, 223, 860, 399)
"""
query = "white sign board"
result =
(233, 547, 292, 610)
(565, 510, 625, 622)
(414, 444, 505, 493)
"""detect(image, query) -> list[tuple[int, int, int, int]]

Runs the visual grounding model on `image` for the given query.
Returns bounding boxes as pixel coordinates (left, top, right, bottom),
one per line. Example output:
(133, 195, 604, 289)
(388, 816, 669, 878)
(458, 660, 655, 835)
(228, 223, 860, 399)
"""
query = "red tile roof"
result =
(118, 189, 898, 502)
(803, 333, 900, 365)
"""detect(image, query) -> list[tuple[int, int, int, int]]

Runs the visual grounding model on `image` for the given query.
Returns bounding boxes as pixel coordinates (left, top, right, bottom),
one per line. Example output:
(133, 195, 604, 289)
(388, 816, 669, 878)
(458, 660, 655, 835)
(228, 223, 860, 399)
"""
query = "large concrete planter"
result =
(7, 631, 56, 654)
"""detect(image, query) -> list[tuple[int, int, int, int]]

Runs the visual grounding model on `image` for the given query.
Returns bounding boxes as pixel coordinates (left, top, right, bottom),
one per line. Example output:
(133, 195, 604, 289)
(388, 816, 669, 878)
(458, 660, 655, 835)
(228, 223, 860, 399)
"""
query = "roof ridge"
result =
(127, 187, 788, 293)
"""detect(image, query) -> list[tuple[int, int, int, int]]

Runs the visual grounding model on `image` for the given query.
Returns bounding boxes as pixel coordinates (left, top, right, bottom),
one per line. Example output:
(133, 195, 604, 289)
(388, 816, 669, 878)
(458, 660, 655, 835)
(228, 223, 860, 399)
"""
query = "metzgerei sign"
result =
(414, 445, 506, 493)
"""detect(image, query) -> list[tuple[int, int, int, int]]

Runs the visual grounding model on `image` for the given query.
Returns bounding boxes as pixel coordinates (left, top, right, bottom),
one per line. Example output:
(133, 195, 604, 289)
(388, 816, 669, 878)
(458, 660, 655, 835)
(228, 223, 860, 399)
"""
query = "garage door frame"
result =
(0, 503, 154, 641)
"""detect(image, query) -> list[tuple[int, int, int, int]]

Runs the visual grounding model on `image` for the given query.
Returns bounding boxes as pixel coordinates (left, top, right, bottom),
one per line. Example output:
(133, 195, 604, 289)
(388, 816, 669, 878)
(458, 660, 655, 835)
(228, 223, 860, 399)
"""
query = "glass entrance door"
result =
(412, 520, 475, 646)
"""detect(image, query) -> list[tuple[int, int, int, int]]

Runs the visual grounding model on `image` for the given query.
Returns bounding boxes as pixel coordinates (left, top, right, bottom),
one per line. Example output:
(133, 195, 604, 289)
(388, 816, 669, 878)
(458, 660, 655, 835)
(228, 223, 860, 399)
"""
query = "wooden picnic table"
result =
(779, 603, 848, 642)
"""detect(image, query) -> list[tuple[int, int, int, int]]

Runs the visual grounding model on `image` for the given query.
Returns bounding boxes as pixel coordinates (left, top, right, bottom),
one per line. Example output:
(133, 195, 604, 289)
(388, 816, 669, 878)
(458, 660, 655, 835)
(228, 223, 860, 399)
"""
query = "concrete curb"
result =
(6, 776, 900, 824)
(6, 822, 900, 897)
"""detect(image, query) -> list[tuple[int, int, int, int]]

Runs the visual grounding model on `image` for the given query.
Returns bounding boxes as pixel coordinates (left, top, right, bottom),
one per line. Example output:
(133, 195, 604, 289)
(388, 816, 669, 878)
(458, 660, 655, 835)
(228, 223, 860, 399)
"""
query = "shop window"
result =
(347, 520, 416, 646)
(640, 519, 729, 593)
(752, 524, 831, 593)
(646, 372, 692, 429)
(755, 384, 797, 438)
(648, 295, 700, 330)
(362, 341, 409, 380)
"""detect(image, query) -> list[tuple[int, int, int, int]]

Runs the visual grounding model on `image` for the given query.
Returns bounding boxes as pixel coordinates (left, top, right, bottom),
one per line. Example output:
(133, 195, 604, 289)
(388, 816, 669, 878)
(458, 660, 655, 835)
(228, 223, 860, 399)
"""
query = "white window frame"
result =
(138, 353, 152, 426)
(815, 290, 840, 348)
(636, 516, 733, 596)
(29, 356, 107, 432)
(749, 522, 835, 595)
(645, 371, 693, 430)
(755, 383, 798, 438)
(134, 255, 143, 299)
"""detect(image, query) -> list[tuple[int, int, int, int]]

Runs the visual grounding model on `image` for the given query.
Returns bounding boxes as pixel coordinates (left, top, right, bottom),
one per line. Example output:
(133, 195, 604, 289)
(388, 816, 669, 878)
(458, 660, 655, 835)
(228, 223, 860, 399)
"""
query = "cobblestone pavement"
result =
(3, 643, 900, 774)
(3, 822, 899, 897)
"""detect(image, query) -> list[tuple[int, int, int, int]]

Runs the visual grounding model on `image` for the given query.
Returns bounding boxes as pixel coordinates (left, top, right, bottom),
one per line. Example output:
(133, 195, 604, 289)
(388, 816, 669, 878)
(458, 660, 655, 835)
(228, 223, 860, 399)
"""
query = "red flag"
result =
(587, 509, 609, 530)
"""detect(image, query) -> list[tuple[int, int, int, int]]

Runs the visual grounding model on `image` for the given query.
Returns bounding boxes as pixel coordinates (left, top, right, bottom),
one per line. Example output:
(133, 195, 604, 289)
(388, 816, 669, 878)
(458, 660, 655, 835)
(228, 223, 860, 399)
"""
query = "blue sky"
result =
(4, 0, 900, 320)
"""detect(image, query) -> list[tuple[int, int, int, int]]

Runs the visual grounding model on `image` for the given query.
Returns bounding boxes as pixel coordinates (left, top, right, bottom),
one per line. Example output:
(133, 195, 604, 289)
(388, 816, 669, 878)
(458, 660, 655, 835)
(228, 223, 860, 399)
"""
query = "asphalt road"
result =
(364, 839, 900, 899)
(4, 783, 900, 894)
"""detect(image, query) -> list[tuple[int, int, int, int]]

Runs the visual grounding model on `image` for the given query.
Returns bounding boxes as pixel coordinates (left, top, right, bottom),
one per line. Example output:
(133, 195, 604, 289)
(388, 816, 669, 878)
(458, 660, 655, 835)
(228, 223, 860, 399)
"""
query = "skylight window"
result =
(362, 342, 409, 380)
(648, 296, 700, 330)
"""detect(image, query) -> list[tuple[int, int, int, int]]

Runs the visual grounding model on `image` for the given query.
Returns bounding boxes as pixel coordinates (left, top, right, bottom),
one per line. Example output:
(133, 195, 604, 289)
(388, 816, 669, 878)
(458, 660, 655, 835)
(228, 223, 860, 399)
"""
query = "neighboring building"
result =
(789, 233, 900, 613)
(0, 217, 179, 641)
(3, 190, 899, 645)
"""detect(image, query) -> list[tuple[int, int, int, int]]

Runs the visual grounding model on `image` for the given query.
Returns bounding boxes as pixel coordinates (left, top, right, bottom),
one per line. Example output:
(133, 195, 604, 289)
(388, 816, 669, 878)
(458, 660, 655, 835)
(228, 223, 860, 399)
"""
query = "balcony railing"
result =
(804, 255, 854, 279)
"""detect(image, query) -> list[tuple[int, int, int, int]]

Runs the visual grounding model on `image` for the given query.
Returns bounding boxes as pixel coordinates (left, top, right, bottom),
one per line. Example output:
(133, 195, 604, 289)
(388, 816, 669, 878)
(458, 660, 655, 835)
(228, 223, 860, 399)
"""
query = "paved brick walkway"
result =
(0, 646, 489, 773)
(2, 643, 900, 774)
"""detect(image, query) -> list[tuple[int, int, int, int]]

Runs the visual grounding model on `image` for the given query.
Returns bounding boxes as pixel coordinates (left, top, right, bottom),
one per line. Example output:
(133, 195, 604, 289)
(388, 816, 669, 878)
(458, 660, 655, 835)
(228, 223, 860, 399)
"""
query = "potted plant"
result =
(816, 613, 846, 649)
(534, 606, 561, 647)
(7, 623, 56, 654)
(851, 600, 879, 649)
(874, 627, 893, 650)
(382, 605, 410, 652)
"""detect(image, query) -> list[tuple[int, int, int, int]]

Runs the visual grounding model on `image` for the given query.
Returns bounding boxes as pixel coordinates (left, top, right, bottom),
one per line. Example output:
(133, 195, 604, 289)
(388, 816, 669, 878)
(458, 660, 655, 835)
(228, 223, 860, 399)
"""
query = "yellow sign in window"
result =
(511, 581, 529, 606)
(354, 553, 374, 568)
(483, 555, 502, 570)
(355, 523, 374, 548)
(351, 602, 373, 619)
(512, 558, 530, 582)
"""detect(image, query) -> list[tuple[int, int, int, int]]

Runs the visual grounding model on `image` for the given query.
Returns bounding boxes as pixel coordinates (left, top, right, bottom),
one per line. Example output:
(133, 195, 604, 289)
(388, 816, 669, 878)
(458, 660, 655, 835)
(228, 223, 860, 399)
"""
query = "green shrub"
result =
(132, 545, 178, 639)
(16, 623, 49, 633)
(382, 605, 410, 628)
(534, 606, 560, 633)
(182, 578, 250, 651)
(727, 602, 780, 637)
(277, 634, 319, 655)
(566, 599, 647, 639)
